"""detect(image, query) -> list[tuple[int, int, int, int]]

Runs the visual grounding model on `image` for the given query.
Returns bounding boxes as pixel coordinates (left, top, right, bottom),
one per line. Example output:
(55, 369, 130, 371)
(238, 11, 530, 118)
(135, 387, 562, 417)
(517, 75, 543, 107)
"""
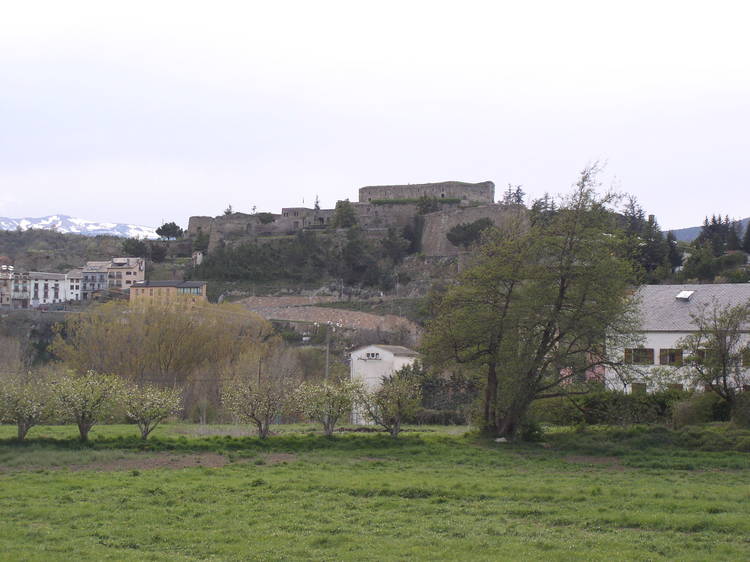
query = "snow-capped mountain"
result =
(0, 215, 159, 239)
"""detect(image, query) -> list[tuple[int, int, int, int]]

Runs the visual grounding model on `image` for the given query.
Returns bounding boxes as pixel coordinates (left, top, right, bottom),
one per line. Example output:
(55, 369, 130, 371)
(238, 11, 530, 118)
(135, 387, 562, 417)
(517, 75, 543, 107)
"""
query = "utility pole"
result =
(325, 324, 330, 381)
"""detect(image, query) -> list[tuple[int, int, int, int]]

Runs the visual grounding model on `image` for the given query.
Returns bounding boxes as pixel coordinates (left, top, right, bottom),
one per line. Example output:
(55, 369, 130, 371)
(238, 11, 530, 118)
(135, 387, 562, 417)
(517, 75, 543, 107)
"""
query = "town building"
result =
(0, 265, 14, 308)
(66, 268, 83, 302)
(129, 280, 208, 305)
(82, 261, 109, 300)
(350, 344, 420, 424)
(10, 272, 30, 309)
(605, 284, 750, 393)
(28, 272, 67, 307)
(107, 257, 145, 290)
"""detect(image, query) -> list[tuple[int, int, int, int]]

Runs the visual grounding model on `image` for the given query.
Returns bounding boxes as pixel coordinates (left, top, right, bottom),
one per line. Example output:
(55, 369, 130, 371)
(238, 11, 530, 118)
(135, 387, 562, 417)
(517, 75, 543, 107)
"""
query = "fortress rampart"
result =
(358, 181, 495, 205)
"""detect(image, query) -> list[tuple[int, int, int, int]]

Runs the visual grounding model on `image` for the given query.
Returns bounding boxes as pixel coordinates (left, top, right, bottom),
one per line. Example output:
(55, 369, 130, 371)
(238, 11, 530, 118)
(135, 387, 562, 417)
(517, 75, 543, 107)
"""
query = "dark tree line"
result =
(191, 228, 413, 288)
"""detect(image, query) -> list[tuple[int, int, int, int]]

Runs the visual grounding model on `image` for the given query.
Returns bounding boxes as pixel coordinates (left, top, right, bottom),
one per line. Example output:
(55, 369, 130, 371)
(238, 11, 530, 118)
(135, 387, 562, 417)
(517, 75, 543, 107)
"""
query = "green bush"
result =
(731, 393, 750, 428)
(673, 393, 729, 428)
(531, 390, 688, 427)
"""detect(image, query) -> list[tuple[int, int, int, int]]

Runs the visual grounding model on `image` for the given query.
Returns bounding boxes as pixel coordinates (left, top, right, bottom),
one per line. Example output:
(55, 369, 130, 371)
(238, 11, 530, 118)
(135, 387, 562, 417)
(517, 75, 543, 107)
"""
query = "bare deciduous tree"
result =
(678, 300, 750, 407)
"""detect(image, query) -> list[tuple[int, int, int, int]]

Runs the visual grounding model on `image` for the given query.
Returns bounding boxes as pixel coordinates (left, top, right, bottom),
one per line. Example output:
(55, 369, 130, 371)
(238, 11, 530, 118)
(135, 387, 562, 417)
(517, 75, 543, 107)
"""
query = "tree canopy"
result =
(156, 222, 184, 240)
(422, 167, 640, 437)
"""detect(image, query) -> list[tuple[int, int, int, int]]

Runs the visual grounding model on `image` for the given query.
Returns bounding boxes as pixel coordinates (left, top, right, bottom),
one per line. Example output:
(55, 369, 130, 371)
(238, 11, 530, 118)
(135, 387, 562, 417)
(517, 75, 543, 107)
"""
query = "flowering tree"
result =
(123, 384, 182, 440)
(221, 347, 300, 439)
(53, 371, 124, 442)
(0, 373, 54, 440)
(356, 365, 422, 439)
(295, 379, 362, 436)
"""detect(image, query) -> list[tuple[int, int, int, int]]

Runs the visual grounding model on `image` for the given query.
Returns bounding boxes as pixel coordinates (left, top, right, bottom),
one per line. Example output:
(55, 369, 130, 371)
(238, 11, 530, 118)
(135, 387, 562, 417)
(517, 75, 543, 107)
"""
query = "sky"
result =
(1, 1, 748, 230)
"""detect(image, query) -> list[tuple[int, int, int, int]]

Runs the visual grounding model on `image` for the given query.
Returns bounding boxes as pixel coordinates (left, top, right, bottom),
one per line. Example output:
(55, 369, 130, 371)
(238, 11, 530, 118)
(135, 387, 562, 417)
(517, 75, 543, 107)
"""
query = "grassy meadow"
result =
(1, 423, 750, 561)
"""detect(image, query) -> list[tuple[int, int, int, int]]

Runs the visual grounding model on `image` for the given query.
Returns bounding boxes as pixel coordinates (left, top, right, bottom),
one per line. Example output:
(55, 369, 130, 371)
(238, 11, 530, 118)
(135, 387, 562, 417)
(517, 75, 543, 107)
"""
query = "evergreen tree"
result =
(155, 222, 183, 240)
(501, 184, 525, 206)
(743, 222, 750, 253)
(666, 231, 682, 271)
(727, 221, 742, 251)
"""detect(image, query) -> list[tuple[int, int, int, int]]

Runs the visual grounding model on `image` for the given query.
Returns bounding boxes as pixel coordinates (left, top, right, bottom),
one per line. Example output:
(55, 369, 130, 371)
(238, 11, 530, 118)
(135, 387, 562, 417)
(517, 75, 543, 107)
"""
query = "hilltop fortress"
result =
(187, 180, 517, 257)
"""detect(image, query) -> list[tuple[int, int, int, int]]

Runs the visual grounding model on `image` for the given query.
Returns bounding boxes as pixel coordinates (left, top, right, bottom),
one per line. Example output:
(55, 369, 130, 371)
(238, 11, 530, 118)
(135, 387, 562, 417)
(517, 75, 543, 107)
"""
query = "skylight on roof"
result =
(676, 290, 695, 301)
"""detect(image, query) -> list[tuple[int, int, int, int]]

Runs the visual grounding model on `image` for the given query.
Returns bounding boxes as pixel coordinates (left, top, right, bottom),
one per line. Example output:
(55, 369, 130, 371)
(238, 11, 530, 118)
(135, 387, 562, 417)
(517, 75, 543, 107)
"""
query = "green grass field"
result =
(1, 423, 750, 561)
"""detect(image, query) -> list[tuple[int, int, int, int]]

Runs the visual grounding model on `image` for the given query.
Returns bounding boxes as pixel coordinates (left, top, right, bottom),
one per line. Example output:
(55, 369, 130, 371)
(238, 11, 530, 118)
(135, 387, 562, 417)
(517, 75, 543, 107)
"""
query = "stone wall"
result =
(420, 205, 524, 257)
(358, 181, 495, 205)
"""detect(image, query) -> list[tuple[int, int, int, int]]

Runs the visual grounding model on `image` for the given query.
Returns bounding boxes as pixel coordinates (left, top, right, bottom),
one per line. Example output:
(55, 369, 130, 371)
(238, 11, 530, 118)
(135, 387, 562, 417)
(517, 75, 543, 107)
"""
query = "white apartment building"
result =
(67, 268, 83, 302)
(605, 284, 750, 393)
(28, 272, 68, 307)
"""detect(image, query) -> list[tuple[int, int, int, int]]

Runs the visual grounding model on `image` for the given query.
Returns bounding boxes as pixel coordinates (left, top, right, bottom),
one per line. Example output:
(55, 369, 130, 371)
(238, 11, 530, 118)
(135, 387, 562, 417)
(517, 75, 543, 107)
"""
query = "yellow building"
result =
(129, 280, 208, 305)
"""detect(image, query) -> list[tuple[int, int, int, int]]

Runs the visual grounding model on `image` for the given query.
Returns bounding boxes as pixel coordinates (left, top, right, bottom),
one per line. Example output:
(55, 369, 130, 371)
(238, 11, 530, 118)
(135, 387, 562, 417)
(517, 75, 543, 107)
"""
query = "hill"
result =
(0, 229, 126, 272)
(0, 214, 157, 238)
(670, 217, 750, 242)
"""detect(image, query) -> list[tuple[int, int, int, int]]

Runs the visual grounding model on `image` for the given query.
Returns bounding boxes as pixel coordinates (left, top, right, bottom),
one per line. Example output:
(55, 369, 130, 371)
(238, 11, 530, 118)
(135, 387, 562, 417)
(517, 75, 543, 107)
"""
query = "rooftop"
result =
(131, 280, 206, 288)
(27, 271, 67, 280)
(637, 284, 750, 331)
(357, 344, 420, 357)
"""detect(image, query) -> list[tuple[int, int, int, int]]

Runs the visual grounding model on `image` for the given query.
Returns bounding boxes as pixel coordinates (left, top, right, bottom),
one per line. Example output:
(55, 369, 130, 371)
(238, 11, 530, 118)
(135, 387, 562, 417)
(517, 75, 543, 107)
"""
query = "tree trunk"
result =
(78, 421, 93, 442)
(496, 395, 533, 439)
(482, 362, 499, 435)
(258, 421, 270, 439)
(390, 420, 401, 439)
(17, 422, 30, 441)
(140, 424, 152, 440)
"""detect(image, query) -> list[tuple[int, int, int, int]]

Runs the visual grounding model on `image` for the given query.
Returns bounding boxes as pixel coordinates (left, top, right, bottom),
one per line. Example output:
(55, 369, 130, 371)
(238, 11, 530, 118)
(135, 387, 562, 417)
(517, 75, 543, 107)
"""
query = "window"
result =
(742, 350, 750, 368)
(631, 382, 647, 394)
(659, 349, 683, 366)
(624, 348, 654, 365)
(668, 383, 684, 391)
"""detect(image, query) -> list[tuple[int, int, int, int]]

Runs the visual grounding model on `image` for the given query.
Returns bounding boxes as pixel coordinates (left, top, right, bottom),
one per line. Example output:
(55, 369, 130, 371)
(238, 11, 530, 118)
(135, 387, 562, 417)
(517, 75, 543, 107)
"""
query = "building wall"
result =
(129, 284, 208, 305)
(605, 331, 750, 392)
(358, 181, 495, 205)
(107, 258, 145, 290)
(29, 274, 67, 307)
(350, 345, 419, 424)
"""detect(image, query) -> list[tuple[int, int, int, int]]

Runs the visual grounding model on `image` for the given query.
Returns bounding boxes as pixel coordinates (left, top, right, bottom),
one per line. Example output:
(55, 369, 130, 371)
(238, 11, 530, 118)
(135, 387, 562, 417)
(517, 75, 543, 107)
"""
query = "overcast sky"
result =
(1, 1, 748, 230)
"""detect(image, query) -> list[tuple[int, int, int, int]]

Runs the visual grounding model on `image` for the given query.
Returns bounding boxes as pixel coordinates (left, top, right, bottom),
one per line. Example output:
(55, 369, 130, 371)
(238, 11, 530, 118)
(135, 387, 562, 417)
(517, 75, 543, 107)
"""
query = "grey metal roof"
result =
(637, 284, 750, 331)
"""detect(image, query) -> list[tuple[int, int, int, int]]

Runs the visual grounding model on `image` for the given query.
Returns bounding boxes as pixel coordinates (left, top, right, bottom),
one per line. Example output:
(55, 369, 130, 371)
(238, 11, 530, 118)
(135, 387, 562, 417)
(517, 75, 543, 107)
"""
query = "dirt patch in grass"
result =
(1, 452, 233, 473)
(564, 455, 624, 470)
(264, 453, 297, 465)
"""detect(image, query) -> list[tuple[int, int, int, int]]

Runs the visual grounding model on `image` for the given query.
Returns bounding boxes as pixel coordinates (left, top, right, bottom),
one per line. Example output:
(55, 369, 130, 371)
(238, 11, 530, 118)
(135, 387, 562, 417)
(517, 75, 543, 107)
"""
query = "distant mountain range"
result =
(0, 215, 158, 239)
(668, 217, 750, 243)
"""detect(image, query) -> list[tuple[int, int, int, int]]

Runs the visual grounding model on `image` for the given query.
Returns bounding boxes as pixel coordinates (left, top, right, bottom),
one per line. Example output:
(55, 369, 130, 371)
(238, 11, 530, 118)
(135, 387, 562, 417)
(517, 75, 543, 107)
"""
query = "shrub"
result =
(673, 393, 728, 428)
(519, 418, 544, 442)
(731, 393, 750, 428)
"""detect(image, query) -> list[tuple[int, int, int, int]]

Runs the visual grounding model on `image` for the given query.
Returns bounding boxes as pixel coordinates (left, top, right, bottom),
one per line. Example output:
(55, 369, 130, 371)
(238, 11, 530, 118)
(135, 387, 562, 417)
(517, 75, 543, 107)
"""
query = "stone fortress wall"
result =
(420, 205, 524, 257)
(358, 181, 495, 205)
(187, 180, 506, 255)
